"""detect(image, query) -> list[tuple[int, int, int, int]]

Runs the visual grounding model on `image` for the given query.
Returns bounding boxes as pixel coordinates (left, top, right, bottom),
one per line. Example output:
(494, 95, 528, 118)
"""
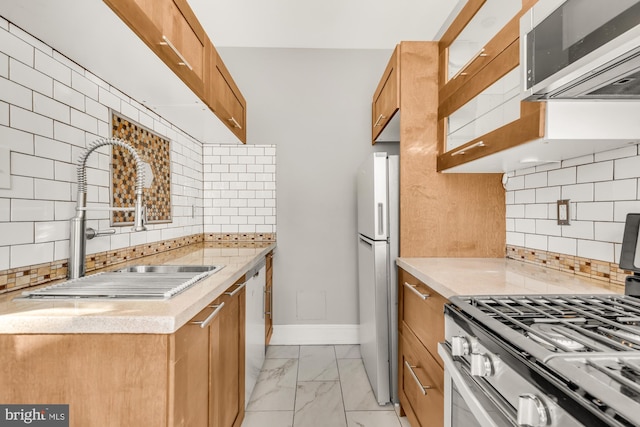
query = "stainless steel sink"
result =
(20, 265, 225, 300)
(115, 265, 222, 274)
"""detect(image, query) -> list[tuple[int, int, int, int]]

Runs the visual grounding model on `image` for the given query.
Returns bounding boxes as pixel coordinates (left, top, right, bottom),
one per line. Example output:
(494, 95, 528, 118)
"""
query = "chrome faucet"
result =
(68, 137, 147, 279)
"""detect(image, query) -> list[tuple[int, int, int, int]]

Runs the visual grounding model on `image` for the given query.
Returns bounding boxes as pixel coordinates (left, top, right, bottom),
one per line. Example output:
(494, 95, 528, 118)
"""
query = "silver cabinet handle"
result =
(451, 48, 488, 80)
(228, 117, 242, 129)
(403, 282, 430, 300)
(450, 140, 485, 157)
(404, 360, 432, 395)
(160, 35, 193, 70)
(374, 114, 386, 127)
(225, 281, 246, 297)
(190, 303, 224, 329)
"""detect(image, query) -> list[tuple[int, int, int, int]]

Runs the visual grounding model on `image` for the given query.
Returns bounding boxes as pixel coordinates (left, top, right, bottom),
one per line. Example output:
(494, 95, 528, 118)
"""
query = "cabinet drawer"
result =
(399, 330, 444, 427)
(399, 269, 446, 364)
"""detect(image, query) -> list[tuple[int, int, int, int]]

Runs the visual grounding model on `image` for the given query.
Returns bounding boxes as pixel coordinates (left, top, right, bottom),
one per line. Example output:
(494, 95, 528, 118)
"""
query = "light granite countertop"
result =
(397, 257, 623, 300)
(0, 242, 275, 335)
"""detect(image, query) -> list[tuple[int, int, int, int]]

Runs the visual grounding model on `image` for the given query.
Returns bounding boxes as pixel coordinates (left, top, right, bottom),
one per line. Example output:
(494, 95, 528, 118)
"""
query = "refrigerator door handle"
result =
(359, 236, 373, 247)
(378, 203, 384, 236)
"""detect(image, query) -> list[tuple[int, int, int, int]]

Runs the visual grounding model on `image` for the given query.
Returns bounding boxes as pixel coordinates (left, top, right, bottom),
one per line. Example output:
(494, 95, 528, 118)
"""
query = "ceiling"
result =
(187, 0, 466, 50)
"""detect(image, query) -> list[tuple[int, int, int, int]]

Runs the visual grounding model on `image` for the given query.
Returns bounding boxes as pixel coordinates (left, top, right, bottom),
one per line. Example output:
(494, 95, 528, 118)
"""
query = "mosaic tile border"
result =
(0, 233, 277, 295)
(506, 245, 627, 291)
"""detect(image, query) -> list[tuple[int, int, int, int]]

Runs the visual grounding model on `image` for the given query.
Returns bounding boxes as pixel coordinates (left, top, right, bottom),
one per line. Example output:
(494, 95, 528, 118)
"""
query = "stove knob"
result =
(451, 336, 470, 356)
(517, 394, 549, 427)
(470, 353, 493, 377)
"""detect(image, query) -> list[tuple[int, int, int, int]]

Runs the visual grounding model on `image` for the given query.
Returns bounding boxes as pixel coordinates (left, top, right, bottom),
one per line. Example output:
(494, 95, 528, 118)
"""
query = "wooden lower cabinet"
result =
(398, 267, 446, 427)
(0, 277, 246, 427)
(265, 251, 273, 345)
(399, 330, 444, 427)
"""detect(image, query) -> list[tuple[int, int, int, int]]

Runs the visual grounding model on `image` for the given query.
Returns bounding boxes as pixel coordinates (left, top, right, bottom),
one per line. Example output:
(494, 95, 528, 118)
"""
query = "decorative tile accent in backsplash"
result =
(505, 144, 640, 267)
(506, 245, 626, 291)
(203, 145, 277, 235)
(112, 113, 172, 224)
(0, 233, 204, 294)
(0, 18, 203, 271)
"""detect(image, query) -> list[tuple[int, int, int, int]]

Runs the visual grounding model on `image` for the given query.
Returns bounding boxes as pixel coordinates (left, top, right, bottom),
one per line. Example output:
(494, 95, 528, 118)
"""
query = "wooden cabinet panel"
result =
(399, 330, 444, 427)
(265, 251, 274, 345)
(211, 279, 246, 427)
(170, 304, 212, 426)
(206, 47, 247, 142)
(399, 269, 446, 366)
(372, 45, 399, 143)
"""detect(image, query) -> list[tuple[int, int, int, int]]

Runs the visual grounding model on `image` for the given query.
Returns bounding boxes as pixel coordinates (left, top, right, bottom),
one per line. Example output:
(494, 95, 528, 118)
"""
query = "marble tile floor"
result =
(242, 345, 411, 427)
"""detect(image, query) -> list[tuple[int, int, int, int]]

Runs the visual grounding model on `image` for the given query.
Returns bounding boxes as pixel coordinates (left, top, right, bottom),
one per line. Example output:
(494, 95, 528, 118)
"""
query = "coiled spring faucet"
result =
(68, 137, 147, 279)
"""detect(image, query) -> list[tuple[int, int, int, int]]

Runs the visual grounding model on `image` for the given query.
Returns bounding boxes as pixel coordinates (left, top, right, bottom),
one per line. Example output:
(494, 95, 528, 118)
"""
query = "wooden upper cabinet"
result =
(104, 0, 207, 99)
(437, 0, 543, 171)
(372, 45, 400, 143)
(206, 46, 247, 143)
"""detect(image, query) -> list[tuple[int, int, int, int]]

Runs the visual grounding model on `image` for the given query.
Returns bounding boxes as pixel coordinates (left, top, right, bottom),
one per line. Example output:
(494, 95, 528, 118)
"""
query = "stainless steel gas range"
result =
(438, 294, 640, 427)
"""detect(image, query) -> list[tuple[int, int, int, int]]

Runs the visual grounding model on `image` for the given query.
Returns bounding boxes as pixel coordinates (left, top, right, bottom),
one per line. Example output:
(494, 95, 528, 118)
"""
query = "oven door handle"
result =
(438, 342, 517, 427)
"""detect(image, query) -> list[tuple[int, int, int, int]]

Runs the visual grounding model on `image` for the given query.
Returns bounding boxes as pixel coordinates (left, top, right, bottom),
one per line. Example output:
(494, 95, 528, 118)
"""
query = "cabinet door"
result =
(207, 48, 247, 142)
(265, 251, 273, 345)
(372, 45, 399, 142)
(212, 279, 246, 427)
(170, 304, 213, 427)
(399, 330, 444, 427)
(104, 0, 207, 98)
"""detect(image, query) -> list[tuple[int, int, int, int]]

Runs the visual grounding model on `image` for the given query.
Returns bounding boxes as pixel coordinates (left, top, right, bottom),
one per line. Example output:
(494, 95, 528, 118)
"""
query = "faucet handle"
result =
(86, 227, 116, 240)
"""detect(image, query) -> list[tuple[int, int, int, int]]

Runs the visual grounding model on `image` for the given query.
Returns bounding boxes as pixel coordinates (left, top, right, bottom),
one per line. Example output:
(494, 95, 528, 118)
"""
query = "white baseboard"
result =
(270, 324, 359, 345)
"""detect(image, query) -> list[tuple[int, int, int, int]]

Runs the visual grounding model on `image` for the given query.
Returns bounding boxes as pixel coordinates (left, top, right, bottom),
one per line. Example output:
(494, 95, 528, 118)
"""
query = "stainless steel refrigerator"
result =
(356, 152, 399, 405)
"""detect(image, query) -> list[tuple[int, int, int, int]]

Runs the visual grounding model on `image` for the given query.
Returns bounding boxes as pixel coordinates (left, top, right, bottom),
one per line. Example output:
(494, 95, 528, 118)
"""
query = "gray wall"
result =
(218, 47, 398, 326)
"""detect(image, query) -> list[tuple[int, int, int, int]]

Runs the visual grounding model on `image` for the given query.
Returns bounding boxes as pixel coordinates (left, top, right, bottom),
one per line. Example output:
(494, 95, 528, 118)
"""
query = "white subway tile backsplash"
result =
(54, 240, 68, 261)
(577, 161, 612, 183)
(577, 239, 614, 263)
(54, 201, 75, 221)
(615, 155, 640, 180)
(535, 219, 561, 236)
(10, 242, 54, 268)
(548, 167, 576, 186)
(9, 24, 52, 57)
(595, 145, 638, 162)
(524, 204, 547, 219)
(33, 93, 70, 123)
(0, 247, 8, 270)
(53, 81, 84, 111)
(54, 121, 85, 147)
(561, 220, 593, 240)
(97, 87, 120, 111)
(84, 98, 109, 121)
(0, 126, 34, 154)
(524, 172, 547, 189)
(34, 50, 71, 86)
(548, 236, 577, 256)
(561, 183, 593, 202)
(11, 152, 54, 179)
(0, 28, 34, 67)
(0, 76, 32, 109)
(11, 199, 54, 221)
(34, 178, 70, 201)
(535, 186, 561, 203)
(35, 221, 68, 243)
(595, 179, 637, 202)
(0, 176, 34, 199)
(525, 234, 547, 251)
(575, 202, 613, 221)
(0, 101, 7, 126)
(35, 136, 71, 163)
(0, 53, 8, 78)
(10, 58, 52, 97)
(10, 106, 53, 138)
(594, 221, 625, 244)
(0, 222, 33, 245)
(70, 109, 98, 133)
(71, 71, 98, 100)
(0, 199, 8, 221)
(514, 189, 536, 204)
(563, 154, 594, 168)
(613, 200, 640, 222)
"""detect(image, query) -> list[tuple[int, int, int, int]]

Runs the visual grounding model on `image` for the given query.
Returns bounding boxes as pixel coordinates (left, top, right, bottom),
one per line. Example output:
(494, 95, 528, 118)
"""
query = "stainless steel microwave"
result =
(521, 0, 640, 100)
